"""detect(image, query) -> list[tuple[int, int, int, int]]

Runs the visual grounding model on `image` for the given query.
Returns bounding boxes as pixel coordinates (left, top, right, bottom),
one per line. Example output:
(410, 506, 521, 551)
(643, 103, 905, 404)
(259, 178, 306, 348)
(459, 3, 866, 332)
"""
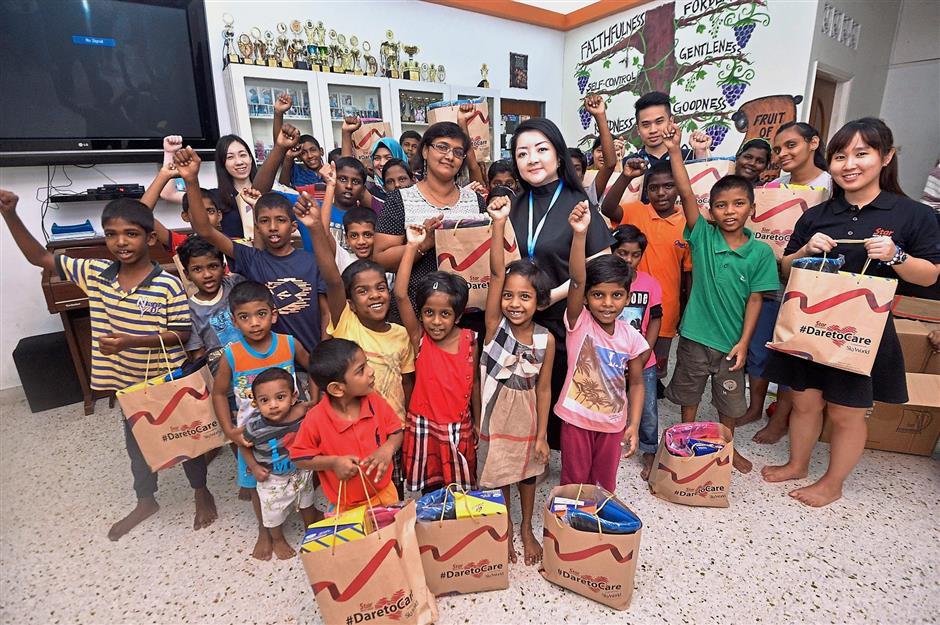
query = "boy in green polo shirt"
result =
(659, 127, 778, 473)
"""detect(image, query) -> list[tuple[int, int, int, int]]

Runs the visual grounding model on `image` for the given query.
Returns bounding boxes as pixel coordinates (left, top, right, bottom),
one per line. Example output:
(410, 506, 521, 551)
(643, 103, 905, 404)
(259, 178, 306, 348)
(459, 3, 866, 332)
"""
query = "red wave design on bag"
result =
(311, 539, 402, 601)
(656, 454, 730, 484)
(355, 128, 387, 149)
(464, 110, 490, 125)
(783, 288, 893, 314)
(437, 238, 518, 271)
(688, 167, 722, 186)
(542, 527, 634, 563)
(126, 385, 209, 427)
(418, 524, 508, 561)
(752, 198, 809, 222)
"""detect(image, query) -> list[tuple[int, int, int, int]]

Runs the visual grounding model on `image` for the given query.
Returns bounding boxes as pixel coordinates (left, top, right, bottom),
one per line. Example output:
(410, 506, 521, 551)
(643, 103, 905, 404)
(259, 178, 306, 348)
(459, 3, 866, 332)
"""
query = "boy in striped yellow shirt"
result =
(0, 190, 216, 540)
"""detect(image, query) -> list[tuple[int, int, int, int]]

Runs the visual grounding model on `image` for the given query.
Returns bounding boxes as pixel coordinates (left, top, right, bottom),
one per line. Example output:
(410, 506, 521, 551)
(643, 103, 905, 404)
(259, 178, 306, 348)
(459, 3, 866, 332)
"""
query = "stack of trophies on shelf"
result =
(222, 14, 447, 82)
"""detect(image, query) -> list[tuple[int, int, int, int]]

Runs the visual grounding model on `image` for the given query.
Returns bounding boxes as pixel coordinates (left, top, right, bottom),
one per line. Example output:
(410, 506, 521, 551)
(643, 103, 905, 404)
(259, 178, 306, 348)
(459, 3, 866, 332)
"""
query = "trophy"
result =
(437, 64, 446, 83)
(420, 63, 429, 82)
(380, 30, 401, 79)
(314, 22, 328, 71)
(222, 13, 240, 66)
(349, 35, 363, 75)
(362, 41, 378, 76)
(328, 29, 344, 73)
(290, 20, 308, 70)
(337, 33, 354, 73)
(479, 63, 490, 88)
(264, 30, 278, 67)
(428, 64, 437, 83)
(238, 34, 254, 65)
(402, 44, 420, 80)
(250, 27, 266, 66)
(303, 19, 319, 71)
(276, 23, 293, 68)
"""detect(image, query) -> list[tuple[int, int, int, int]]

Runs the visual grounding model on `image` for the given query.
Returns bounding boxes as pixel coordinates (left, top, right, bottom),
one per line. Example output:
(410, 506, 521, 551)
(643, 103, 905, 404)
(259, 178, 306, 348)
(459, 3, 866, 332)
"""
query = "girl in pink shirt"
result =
(557, 203, 649, 492)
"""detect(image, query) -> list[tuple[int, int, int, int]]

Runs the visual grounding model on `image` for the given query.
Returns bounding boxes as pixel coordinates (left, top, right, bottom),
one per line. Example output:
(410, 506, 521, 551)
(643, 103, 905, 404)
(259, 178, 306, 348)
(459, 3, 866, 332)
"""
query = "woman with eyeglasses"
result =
(374, 121, 486, 312)
(508, 117, 613, 448)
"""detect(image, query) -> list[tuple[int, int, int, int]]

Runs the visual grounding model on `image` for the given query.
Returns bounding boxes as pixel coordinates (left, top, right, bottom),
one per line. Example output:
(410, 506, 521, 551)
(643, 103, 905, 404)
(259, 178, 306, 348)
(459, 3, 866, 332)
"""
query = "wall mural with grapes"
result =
(565, 0, 813, 173)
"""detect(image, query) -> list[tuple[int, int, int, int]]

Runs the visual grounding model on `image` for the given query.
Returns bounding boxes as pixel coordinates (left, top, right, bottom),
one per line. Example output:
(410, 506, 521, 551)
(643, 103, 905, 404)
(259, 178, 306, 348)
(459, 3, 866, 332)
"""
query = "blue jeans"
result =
(639, 366, 659, 455)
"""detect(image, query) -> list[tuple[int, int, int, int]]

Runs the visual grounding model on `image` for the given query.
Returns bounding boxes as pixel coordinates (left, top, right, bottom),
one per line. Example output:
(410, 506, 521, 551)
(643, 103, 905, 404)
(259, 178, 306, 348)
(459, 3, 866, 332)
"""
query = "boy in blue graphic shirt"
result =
(243, 367, 318, 560)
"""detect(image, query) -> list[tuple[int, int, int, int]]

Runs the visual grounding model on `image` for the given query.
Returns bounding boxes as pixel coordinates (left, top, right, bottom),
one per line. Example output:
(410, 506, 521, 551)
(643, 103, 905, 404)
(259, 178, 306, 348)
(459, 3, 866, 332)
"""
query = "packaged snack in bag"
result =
(791, 254, 845, 274)
(687, 439, 725, 456)
(415, 487, 506, 522)
(665, 422, 727, 456)
(551, 496, 596, 517)
(560, 485, 641, 535)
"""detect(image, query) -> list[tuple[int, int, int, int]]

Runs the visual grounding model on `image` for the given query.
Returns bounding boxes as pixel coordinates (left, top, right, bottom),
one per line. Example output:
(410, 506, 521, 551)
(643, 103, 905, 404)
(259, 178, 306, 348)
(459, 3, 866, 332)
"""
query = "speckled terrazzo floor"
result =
(1, 381, 938, 625)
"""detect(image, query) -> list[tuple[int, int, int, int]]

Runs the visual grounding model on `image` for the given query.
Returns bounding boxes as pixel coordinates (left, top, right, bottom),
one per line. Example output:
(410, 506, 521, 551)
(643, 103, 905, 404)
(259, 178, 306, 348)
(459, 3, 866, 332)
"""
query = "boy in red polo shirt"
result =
(290, 338, 403, 508)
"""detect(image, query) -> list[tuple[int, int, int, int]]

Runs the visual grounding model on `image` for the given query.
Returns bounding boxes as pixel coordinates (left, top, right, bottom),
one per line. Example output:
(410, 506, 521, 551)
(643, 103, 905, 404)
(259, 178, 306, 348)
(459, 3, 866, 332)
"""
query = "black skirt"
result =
(763, 314, 908, 408)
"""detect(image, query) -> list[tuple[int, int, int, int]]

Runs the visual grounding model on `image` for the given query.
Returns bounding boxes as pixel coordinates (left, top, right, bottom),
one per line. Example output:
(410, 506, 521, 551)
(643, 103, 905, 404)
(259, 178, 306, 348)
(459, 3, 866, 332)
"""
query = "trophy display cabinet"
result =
(223, 65, 502, 161)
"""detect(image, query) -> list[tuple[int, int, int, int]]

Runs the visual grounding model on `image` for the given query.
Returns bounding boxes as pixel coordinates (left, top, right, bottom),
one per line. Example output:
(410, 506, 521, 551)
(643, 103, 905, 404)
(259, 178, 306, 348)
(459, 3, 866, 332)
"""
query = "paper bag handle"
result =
(330, 465, 382, 556)
(439, 482, 477, 527)
(143, 331, 182, 380)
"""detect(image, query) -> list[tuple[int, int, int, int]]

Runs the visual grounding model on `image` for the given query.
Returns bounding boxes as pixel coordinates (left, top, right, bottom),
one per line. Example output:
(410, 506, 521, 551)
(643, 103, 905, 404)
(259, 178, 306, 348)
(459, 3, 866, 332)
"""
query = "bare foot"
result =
(520, 525, 543, 566)
(193, 488, 218, 530)
(789, 479, 842, 507)
(506, 522, 518, 564)
(736, 407, 763, 427)
(272, 537, 296, 560)
(252, 529, 273, 560)
(761, 462, 808, 483)
(108, 497, 159, 541)
(732, 451, 753, 473)
(640, 453, 655, 481)
(238, 487, 252, 501)
(753, 421, 788, 445)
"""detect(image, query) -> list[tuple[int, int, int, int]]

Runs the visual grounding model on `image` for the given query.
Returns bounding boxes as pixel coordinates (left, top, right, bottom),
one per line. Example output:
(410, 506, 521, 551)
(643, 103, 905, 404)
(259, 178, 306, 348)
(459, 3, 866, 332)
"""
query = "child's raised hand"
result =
(162, 135, 183, 168)
(0, 189, 20, 217)
(690, 130, 712, 152)
(292, 191, 321, 227)
(662, 123, 682, 152)
(406, 223, 427, 246)
(486, 195, 511, 222)
(250, 464, 271, 482)
(274, 92, 292, 115)
(623, 157, 647, 179)
(332, 456, 360, 481)
(613, 138, 626, 160)
(240, 186, 262, 206)
(621, 427, 638, 458)
(318, 161, 336, 187)
(583, 94, 606, 117)
(342, 115, 362, 133)
(457, 103, 475, 127)
(172, 146, 201, 181)
(568, 200, 591, 233)
(276, 123, 300, 149)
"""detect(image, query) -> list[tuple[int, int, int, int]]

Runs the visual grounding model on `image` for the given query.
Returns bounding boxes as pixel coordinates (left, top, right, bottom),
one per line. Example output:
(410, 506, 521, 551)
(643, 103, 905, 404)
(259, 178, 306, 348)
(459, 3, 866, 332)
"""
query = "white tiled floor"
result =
(1, 385, 938, 625)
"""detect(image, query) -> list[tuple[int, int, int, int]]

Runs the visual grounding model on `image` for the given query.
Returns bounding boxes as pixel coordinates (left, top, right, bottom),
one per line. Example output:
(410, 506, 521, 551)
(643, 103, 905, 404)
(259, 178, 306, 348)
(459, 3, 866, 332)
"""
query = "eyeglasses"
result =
(429, 142, 466, 159)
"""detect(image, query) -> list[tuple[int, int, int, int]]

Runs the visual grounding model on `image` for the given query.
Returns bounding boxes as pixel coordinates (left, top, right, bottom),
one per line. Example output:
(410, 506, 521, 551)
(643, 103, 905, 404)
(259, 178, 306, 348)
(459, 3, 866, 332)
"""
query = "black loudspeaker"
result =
(13, 331, 84, 413)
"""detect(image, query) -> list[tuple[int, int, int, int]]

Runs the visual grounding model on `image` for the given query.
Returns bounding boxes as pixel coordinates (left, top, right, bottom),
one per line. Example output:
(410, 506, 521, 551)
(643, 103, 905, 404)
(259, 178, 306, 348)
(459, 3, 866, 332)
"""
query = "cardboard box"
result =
(891, 295, 940, 323)
(894, 318, 940, 374)
(820, 373, 940, 456)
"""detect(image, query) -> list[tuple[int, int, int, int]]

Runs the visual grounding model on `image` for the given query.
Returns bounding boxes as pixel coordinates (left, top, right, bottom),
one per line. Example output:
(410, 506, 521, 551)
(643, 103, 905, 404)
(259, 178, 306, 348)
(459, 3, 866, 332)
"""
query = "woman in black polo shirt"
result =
(762, 118, 940, 507)
(508, 118, 613, 447)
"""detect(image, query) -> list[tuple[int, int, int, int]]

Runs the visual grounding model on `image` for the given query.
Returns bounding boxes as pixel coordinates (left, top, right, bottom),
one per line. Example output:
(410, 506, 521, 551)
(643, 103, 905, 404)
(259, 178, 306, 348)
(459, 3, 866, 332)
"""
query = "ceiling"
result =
(426, 0, 648, 30)
(514, 0, 601, 15)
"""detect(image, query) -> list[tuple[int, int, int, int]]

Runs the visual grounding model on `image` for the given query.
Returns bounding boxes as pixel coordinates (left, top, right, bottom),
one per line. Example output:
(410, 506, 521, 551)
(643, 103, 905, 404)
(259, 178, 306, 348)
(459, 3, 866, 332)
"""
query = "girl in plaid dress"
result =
(395, 223, 479, 493)
(478, 192, 556, 566)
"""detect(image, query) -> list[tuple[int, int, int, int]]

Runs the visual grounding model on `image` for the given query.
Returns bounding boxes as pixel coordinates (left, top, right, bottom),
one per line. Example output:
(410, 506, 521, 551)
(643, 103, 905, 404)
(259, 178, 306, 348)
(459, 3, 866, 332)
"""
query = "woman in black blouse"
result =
(762, 118, 940, 507)
(508, 118, 613, 447)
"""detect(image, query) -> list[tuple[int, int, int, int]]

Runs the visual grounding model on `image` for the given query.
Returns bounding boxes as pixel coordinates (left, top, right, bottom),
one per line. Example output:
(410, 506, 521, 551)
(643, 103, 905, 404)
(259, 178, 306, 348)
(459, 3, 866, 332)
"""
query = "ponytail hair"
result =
(775, 122, 828, 172)
(826, 117, 905, 198)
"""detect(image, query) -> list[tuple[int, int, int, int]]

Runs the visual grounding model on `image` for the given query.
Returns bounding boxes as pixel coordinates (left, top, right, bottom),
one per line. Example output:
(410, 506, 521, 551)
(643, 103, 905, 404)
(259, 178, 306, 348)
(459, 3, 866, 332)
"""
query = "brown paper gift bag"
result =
(648, 422, 733, 507)
(415, 485, 510, 596)
(117, 350, 225, 472)
(302, 478, 438, 625)
(746, 186, 829, 259)
(541, 484, 642, 610)
(428, 97, 490, 161)
(351, 120, 393, 159)
(435, 218, 521, 311)
(680, 158, 735, 220)
(767, 263, 898, 376)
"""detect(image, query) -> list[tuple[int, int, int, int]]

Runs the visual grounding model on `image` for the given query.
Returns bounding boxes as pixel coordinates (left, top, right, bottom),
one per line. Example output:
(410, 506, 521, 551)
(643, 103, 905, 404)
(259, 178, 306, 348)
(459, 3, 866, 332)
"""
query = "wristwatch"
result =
(885, 244, 908, 266)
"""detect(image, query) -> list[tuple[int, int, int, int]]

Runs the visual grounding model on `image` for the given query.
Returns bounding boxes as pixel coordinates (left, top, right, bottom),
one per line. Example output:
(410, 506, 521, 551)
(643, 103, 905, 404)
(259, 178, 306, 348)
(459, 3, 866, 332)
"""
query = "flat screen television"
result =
(0, 0, 219, 166)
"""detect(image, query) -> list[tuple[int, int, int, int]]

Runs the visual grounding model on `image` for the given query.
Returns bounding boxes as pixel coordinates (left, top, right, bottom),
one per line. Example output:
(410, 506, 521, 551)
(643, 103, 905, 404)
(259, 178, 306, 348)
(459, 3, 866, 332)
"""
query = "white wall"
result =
(809, 0, 901, 127)
(0, 1, 564, 390)
(560, 0, 818, 156)
(879, 0, 940, 197)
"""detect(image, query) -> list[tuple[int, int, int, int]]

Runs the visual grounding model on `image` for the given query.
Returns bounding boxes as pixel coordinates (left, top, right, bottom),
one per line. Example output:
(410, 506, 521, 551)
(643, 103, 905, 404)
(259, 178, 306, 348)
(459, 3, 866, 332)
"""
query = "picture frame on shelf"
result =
(329, 93, 339, 108)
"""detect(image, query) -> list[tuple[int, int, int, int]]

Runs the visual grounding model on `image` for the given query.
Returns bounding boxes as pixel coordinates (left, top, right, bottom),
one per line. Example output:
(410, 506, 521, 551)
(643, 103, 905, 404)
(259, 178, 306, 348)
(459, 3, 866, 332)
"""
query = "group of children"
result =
(3, 85, 937, 568)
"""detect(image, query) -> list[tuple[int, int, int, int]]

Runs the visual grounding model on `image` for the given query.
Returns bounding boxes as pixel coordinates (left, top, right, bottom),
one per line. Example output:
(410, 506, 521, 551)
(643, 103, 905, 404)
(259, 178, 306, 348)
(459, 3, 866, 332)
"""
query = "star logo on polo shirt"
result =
(266, 278, 312, 315)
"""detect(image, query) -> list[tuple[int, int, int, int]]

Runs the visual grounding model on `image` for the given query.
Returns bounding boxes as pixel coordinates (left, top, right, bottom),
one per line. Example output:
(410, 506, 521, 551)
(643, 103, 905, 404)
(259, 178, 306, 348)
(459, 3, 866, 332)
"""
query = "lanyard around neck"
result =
(527, 181, 563, 257)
